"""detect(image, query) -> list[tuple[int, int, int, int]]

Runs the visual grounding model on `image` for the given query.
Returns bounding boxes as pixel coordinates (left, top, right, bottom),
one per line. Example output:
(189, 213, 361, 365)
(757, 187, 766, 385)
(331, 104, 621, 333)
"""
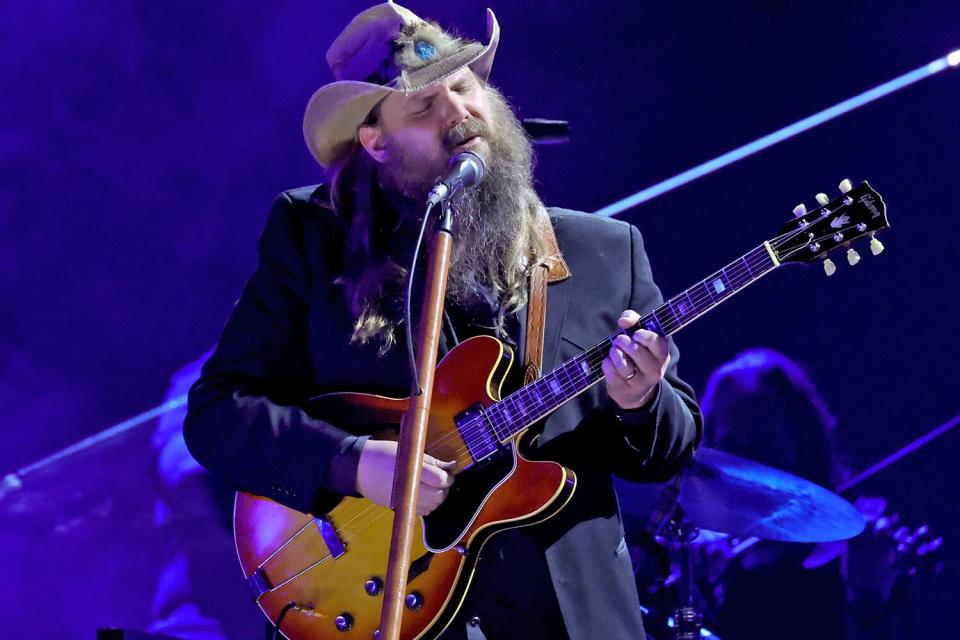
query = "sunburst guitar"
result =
(234, 180, 889, 640)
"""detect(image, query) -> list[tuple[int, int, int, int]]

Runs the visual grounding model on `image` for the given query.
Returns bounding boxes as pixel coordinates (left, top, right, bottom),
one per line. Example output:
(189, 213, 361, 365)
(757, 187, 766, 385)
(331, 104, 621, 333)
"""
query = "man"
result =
(184, 3, 701, 639)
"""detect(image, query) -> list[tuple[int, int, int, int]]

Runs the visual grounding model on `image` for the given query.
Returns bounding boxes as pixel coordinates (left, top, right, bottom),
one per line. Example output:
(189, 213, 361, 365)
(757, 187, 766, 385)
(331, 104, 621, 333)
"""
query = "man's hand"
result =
(602, 310, 670, 410)
(356, 440, 455, 515)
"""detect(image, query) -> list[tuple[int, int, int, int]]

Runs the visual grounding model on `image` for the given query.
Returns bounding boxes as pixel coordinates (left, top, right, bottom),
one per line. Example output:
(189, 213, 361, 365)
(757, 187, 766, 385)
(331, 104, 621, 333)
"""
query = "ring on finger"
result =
(624, 369, 638, 381)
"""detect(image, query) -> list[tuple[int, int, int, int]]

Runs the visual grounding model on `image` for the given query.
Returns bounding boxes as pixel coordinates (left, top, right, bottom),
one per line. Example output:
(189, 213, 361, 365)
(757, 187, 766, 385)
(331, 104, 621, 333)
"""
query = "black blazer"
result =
(184, 185, 702, 639)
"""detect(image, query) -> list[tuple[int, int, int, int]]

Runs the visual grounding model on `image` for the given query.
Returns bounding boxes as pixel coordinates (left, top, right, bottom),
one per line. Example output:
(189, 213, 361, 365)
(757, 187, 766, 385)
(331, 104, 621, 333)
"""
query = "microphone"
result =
(426, 150, 486, 206)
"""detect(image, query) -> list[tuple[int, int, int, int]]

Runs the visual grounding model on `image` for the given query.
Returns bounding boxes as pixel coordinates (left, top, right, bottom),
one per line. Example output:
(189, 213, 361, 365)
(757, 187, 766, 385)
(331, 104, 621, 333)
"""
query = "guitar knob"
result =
(846, 248, 860, 266)
(405, 591, 424, 611)
(823, 258, 837, 276)
(365, 577, 384, 596)
(792, 203, 807, 218)
(870, 234, 885, 255)
(335, 613, 354, 632)
(839, 178, 853, 193)
(815, 193, 829, 205)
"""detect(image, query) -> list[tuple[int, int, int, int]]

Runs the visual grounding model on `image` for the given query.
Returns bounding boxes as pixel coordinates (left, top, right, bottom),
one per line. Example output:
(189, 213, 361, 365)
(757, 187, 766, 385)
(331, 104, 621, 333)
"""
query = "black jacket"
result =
(184, 185, 702, 639)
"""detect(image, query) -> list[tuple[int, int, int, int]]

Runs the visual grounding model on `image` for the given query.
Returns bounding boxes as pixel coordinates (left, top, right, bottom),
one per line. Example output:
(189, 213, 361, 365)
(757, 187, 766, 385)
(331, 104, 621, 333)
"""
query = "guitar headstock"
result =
(769, 180, 889, 274)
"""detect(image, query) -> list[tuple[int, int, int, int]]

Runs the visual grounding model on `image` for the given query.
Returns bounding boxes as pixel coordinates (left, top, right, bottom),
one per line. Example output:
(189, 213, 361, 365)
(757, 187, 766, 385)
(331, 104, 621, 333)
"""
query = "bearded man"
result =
(184, 3, 701, 639)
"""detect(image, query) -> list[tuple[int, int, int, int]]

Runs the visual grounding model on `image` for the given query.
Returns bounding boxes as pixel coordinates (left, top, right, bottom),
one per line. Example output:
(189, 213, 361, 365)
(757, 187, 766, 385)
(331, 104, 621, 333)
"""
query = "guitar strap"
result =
(523, 209, 571, 384)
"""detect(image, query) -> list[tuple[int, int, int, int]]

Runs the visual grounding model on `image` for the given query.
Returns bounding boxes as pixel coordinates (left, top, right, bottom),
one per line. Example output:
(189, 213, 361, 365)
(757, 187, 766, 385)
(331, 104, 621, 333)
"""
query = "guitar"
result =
(234, 180, 889, 640)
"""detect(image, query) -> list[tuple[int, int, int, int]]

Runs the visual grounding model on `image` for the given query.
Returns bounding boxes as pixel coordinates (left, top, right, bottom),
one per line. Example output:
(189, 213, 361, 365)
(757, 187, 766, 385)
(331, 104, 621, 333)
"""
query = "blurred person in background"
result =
(698, 348, 932, 639)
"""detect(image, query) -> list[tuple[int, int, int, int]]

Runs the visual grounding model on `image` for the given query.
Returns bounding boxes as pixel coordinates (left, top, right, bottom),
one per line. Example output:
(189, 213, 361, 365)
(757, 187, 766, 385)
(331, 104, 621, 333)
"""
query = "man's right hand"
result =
(356, 439, 456, 515)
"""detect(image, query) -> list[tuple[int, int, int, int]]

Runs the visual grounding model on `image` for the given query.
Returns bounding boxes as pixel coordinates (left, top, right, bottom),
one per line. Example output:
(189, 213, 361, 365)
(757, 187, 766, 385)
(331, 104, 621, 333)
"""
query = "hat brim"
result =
(303, 8, 500, 168)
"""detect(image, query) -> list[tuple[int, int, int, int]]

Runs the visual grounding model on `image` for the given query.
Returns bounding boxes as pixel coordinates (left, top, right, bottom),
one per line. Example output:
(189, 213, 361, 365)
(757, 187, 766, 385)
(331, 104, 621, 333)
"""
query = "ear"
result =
(358, 125, 389, 164)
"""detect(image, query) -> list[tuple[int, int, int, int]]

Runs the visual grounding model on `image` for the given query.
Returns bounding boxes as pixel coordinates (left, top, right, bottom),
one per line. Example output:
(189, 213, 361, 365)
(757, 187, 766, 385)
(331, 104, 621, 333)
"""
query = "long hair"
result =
(701, 348, 847, 490)
(328, 86, 550, 354)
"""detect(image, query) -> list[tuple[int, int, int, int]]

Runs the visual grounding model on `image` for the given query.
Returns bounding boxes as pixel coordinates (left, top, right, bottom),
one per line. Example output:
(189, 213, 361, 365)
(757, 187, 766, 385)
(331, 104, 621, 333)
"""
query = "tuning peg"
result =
(823, 257, 837, 276)
(815, 193, 830, 205)
(846, 247, 860, 266)
(839, 178, 853, 193)
(793, 203, 807, 218)
(870, 234, 885, 255)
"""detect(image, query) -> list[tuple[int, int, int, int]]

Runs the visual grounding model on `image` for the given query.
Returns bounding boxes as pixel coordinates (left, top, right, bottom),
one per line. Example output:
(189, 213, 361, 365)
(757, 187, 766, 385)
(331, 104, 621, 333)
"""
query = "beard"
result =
(377, 87, 539, 306)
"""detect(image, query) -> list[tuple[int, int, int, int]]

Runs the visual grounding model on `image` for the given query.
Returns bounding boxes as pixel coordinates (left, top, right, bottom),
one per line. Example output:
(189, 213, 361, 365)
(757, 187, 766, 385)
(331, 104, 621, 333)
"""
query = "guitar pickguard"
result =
(422, 442, 517, 551)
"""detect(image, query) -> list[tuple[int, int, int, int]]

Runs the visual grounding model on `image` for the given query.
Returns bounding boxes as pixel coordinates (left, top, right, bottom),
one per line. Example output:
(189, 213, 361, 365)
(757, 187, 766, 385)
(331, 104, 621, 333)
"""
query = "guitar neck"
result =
(485, 243, 780, 441)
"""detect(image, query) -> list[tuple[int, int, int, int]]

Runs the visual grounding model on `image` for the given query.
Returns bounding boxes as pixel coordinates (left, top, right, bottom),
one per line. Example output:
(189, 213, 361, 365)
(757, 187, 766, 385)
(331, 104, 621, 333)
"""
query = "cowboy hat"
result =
(303, 2, 500, 168)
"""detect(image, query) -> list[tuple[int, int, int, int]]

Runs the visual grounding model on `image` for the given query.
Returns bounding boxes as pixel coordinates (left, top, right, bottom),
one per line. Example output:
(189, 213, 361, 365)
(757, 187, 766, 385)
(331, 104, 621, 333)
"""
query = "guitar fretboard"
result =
(478, 243, 779, 444)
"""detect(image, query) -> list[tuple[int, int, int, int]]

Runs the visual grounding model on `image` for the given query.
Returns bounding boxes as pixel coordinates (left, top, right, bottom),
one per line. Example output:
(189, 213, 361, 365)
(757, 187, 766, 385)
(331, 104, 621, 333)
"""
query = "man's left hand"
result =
(602, 310, 670, 410)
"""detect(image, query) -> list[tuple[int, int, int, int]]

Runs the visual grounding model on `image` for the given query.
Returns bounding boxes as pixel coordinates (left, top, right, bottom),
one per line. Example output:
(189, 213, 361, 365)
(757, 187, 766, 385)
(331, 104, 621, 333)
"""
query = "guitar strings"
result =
(436, 250, 767, 451)
(423, 213, 826, 457)
(257, 217, 866, 587)
(322, 220, 876, 564)
(439, 247, 776, 459)
(262, 220, 841, 583)
(441, 217, 862, 460)
(331, 222, 856, 533)
(267, 220, 850, 578)
(260, 247, 779, 584)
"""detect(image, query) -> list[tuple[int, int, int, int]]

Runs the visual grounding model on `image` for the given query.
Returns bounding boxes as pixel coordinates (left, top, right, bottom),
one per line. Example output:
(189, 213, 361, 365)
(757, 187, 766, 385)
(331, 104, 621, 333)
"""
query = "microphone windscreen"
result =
(450, 150, 486, 185)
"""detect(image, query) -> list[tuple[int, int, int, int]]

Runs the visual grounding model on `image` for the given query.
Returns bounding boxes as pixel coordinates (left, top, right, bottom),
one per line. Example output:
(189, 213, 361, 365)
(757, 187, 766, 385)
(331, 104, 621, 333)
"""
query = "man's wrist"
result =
(616, 381, 661, 412)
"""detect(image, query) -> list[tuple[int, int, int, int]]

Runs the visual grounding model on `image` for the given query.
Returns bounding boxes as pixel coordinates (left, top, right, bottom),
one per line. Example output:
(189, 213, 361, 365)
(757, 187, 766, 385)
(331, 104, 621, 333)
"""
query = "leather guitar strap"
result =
(523, 210, 571, 384)
(523, 262, 548, 384)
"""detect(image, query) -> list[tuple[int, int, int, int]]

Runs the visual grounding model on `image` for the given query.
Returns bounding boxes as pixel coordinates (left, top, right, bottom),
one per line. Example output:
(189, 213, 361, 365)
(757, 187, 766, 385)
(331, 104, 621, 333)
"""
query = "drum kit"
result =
(619, 448, 886, 640)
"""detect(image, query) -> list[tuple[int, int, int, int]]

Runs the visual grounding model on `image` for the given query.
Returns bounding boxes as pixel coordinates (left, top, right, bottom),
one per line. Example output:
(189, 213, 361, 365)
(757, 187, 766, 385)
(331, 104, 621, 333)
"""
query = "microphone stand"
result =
(378, 200, 454, 640)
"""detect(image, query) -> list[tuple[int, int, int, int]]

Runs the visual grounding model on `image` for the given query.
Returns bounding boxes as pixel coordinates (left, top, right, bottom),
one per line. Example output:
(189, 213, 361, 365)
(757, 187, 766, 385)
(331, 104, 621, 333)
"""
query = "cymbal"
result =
(618, 448, 865, 543)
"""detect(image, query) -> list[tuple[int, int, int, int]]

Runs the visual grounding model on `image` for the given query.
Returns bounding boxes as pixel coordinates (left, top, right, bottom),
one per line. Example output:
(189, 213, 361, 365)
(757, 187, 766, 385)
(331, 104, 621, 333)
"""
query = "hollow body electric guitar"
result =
(234, 181, 889, 640)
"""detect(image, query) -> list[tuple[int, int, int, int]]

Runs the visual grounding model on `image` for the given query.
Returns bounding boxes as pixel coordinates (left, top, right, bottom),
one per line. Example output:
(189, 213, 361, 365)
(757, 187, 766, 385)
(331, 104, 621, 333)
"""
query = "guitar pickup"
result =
(315, 516, 346, 558)
(455, 403, 500, 463)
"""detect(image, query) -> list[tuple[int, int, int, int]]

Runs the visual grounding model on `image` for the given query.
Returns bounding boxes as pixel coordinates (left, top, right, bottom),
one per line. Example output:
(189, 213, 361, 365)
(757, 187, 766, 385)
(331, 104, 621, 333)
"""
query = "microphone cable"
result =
(404, 201, 437, 396)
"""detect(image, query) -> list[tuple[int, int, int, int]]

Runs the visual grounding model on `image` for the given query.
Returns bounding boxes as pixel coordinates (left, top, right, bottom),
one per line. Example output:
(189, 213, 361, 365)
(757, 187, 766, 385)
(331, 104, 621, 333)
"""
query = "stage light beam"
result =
(596, 50, 960, 218)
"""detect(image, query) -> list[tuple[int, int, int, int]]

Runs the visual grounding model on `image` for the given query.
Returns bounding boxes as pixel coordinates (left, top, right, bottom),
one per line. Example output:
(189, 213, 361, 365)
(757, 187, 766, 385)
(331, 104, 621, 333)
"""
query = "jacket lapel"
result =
(541, 276, 571, 372)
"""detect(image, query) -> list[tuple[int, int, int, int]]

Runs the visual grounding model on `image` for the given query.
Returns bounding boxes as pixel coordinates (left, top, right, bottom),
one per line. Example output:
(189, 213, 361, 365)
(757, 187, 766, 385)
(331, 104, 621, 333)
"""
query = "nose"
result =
(439, 87, 471, 130)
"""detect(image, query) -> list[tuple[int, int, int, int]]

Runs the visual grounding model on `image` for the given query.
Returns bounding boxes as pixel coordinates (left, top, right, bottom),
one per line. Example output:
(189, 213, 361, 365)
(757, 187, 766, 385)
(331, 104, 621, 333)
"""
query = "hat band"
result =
(364, 42, 485, 92)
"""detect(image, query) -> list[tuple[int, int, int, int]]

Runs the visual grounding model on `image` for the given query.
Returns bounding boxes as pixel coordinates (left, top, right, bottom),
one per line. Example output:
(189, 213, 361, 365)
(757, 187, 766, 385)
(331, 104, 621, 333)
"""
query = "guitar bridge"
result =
(315, 516, 346, 558)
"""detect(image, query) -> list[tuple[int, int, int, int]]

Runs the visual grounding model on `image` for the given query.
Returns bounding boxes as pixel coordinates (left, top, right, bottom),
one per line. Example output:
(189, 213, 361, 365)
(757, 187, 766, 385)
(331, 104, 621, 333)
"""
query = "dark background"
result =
(2, 1, 957, 637)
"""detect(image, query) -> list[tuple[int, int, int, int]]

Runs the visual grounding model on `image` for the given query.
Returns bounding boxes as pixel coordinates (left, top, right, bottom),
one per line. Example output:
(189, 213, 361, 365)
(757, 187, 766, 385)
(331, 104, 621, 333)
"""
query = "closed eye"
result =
(452, 81, 473, 94)
(412, 99, 433, 116)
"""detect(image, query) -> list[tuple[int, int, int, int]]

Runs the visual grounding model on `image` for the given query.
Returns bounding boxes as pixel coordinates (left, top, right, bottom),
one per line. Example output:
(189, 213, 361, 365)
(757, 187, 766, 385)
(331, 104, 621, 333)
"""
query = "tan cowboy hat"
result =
(303, 2, 500, 168)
